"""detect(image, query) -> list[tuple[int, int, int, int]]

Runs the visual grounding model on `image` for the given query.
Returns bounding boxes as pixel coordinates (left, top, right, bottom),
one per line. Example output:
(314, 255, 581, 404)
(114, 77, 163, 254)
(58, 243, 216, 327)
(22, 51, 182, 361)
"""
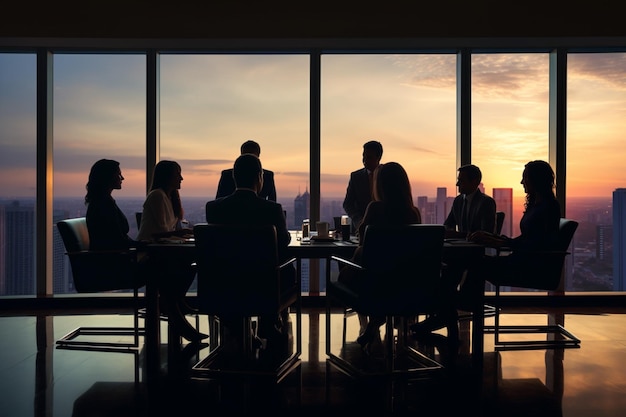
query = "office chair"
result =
(326, 224, 451, 412)
(495, 211, 505, 235)
(191, 223, 302, 412)
(56, 217, 144, 352)
(484, 218, 581, 350)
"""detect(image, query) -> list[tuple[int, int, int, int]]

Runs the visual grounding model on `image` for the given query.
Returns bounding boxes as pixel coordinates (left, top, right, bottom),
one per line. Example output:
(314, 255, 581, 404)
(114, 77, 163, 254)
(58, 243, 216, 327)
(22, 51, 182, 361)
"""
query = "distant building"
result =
(294, 187, 310, 228)
(613, 188, 626, 291)
(493, 188, 513, 236)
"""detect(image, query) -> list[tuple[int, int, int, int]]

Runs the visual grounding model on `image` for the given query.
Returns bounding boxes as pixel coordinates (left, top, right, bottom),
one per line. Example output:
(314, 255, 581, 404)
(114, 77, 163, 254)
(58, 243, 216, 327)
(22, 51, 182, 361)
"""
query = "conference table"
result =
(143, 233, 485, 393)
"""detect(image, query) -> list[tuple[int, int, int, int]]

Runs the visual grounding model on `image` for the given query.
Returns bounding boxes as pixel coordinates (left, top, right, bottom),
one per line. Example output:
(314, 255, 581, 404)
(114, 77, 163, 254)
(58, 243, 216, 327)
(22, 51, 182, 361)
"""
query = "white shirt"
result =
(137, 189, 179, 241)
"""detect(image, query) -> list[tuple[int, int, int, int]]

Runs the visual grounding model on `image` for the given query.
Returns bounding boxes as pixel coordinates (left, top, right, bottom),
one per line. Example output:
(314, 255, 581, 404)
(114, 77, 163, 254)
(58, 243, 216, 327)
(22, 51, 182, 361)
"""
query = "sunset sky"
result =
(1, 52, 624, 202)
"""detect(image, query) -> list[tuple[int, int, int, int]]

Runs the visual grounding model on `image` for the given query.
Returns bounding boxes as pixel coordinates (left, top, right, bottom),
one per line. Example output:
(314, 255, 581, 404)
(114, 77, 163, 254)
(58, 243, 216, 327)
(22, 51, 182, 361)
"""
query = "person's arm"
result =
(215, 170, 234, 199)
(265, 170, 277, 202)
(478, 197, 497, 234)
(342, 172, 363, 227)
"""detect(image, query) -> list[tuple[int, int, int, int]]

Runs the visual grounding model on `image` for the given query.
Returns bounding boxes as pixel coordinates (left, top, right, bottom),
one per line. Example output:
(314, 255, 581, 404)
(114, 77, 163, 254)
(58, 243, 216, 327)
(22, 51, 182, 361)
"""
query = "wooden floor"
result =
(1, 307, 626, 416)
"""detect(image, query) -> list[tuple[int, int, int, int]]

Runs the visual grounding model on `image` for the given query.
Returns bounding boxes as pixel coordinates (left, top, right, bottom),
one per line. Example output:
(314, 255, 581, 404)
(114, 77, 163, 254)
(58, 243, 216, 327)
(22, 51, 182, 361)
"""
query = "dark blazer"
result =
(444, 189, 497, 234)
(215, 168, 277, 201)
(205, 189, 290, 261)
(86, 196, 135, 251)
(342, 167, 373, 232)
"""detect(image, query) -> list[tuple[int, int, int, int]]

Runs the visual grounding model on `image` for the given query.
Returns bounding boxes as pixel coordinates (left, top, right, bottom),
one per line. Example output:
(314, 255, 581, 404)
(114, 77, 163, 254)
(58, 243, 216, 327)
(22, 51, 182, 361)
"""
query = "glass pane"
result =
(0, 53, 36, 296)
(159, 54, 310, 227)
(53, 54, 146, 294)
(567, 53, 626, 292)
(472, 53, 550, 240)
(321, 54, 457, 291)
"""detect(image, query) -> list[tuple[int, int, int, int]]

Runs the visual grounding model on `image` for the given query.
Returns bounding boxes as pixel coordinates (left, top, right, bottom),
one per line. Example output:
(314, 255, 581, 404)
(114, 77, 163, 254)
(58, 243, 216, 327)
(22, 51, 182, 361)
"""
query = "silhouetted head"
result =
(362, 140, 383, 172)
(240, 140, 261, 157)
(85, 159, 122, 204)
(233, 153, 263, 192)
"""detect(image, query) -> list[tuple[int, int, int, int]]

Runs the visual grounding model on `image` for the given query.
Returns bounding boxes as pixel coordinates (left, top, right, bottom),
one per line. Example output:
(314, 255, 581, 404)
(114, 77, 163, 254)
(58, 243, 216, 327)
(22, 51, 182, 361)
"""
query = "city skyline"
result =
(2, 53, 625, 203)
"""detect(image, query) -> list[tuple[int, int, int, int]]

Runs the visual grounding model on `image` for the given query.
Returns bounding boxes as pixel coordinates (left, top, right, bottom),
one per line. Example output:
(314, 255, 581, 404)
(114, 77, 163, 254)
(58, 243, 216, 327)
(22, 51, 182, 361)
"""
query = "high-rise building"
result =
(436, 187, 447, 224)
(0, 201, 35, 295)
(294, 187, 310, 228)
(493, 188, 513, 236)
(613, 188, 626, 291)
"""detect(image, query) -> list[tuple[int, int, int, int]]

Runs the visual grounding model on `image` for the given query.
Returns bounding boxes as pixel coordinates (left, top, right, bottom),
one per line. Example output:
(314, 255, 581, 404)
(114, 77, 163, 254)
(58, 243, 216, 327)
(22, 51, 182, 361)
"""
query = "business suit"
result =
(216, 168, 277, 201)
(444, 189, 497, 234)
(205, 189, 294, 342)
(342, 167, 373, 232)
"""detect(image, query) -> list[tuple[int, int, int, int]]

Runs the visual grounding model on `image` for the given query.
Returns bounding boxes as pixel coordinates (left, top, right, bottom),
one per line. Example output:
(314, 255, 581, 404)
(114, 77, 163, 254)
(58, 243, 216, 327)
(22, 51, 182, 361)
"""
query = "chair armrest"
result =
(330, 255, 363, 271)
(278, 257, 297, 270)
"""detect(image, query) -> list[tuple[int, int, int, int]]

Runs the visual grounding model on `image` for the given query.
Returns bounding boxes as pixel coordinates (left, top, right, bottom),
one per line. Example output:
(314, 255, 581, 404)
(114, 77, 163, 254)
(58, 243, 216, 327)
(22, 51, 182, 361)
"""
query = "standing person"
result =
(444, 164, 497, 238)
(138, 160, 207, 342)
(84, 159, 148, 288)
(215, 140, 277, 201)
(338, 162, 423, 352)
(206, 153, 295, 352)
(342, 140, 383, 235)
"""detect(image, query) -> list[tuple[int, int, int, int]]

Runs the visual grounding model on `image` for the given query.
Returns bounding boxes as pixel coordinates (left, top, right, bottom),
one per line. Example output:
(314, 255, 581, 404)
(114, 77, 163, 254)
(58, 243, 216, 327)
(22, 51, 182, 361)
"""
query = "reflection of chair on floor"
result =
(326, 224, 452, 413)
(56, 218, 145, 383)
(191, 223, 301, 413)
(485, 218, 581, 350)
(485, 349, 564, 417)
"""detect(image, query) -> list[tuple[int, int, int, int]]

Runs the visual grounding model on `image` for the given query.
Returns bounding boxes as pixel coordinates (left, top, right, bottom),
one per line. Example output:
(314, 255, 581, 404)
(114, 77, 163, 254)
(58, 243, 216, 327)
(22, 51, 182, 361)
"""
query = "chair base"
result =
(56, 326, 144, 353)
(484, 324, 581, 351)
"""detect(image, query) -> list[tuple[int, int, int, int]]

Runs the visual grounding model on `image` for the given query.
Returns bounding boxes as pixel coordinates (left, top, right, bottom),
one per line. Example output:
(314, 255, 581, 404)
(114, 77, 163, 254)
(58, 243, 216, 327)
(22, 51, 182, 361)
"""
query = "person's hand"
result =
(467, 230, 504, 247)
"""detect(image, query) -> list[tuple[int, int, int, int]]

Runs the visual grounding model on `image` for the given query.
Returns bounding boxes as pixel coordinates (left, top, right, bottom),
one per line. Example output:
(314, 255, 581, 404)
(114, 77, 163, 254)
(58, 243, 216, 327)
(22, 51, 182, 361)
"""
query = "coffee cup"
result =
(316, 221, 330, 237)
(340, 215, 351, 241)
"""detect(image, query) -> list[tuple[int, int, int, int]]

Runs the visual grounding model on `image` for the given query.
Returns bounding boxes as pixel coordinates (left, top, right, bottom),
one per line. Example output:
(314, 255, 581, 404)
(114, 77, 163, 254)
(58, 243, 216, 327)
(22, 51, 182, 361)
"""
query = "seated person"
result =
(84, 159, 147, 288)
(206, 153, 295, 352)
(444, 164, 496, 239)
(138, 160, 207, 343)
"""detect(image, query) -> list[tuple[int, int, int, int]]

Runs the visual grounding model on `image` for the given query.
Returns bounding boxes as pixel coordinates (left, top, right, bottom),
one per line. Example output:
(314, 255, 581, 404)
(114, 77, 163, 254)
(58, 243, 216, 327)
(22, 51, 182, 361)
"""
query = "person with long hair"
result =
(454, 160, 561, 315)
(338, 162, 422, 352)
(84, 159, 147, 290)
(138, 160, 207, 343)
(85, 159, 138, 251)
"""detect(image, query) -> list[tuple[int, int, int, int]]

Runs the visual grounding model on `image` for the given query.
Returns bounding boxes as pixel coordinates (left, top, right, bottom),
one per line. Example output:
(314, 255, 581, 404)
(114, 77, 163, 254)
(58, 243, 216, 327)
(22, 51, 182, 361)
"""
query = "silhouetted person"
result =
(216, 140, 277, 201)
(138, 160, 207, 343)
(342, 140, 383, 235)
(338, 162, 425, 355)
(206, 153, 295, 352)
(444, 164, 496, 238)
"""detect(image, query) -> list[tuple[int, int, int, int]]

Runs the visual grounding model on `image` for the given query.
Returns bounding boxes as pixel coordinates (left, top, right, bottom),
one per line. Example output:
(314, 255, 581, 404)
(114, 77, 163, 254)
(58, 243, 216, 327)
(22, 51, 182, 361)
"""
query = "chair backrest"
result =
(57, 218, 138, 293)
(193, 223, 284, 317)
(57, 217, 90, 252)
(510, 218, 578, 291)
(495, 211, 505, 235)
(358, 224, 445, 314)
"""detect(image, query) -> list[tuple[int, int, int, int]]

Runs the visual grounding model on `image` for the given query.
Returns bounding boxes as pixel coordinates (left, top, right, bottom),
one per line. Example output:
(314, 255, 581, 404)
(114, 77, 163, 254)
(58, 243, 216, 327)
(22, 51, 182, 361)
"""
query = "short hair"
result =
(233, 153, 262, 189)
(240, 140, 261, 156)
(363, 140, 383, 159)
(458, 164, 482, 182)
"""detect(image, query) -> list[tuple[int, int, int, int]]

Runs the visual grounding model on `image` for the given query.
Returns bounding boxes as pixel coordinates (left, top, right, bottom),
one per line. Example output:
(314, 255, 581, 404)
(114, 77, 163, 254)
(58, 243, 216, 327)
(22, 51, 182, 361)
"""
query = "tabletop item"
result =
(340, 215, 351, 242)
(316, 221, 330, 237)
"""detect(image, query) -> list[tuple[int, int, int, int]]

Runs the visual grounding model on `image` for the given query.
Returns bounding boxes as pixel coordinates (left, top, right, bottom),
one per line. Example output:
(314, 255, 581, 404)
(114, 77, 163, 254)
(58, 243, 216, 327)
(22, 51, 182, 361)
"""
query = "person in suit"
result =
(206, 153, 295, 351)
(215, 140, 277, 201)
(138, 160, 207, 343)
(342, 140, 383, 235)
(444, 164, 497, 238)
(412, 164, 496, 337)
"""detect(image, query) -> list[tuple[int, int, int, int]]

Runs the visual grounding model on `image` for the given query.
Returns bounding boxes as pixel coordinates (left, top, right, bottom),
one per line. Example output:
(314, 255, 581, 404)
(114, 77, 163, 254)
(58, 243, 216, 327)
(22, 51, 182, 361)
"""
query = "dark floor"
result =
(1, 308, 625, 416)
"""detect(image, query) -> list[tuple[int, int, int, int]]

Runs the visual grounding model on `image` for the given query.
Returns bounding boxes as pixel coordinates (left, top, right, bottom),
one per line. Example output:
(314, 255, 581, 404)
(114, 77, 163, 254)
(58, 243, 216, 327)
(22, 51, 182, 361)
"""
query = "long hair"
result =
(373, 162, 421, 222)
(150, 160, 184, 219)
(524, 160, 556, 210)
(85, 159, 119, 205)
